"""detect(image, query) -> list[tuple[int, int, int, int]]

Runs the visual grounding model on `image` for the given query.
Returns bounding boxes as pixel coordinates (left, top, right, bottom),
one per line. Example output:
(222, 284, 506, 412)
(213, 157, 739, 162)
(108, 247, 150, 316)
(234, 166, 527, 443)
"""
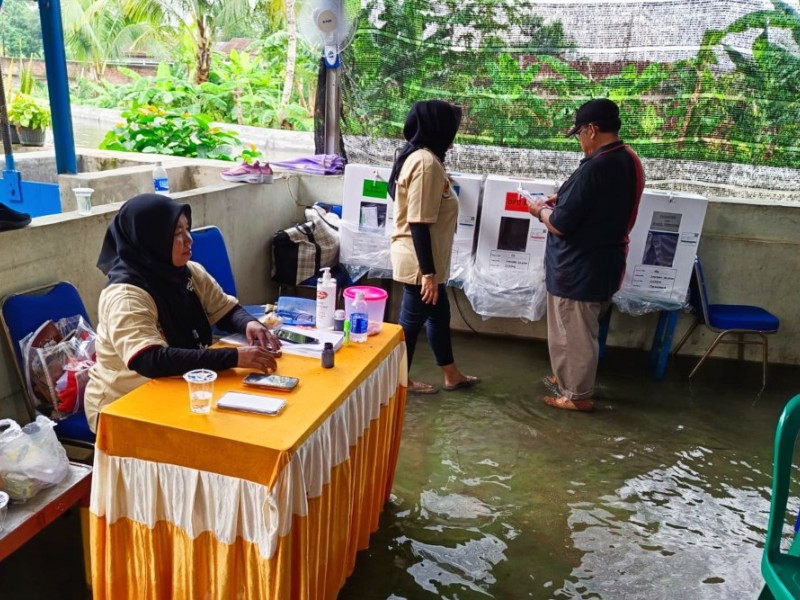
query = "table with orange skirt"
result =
(89, 324, 407, 600)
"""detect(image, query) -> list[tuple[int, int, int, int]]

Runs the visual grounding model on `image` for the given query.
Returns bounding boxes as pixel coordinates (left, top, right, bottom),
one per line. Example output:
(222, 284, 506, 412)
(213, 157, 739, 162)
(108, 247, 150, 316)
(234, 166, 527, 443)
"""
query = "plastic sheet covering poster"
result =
(339, 163, 394, 272)
(618, 189, 708, 308)
(475, 175, 554, 274)
(448, 172, 482, 284)
(464, 176, 555, 321)
(340, 164, 483, 281)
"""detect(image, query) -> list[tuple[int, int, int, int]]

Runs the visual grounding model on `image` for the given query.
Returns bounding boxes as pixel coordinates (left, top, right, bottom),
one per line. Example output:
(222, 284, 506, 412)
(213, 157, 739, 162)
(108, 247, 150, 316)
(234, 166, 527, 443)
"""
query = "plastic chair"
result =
(190, 226, 239, 297)
(671, 258, 779, 387)
(0, 282, 96, 451)
(760, 393, 800, 599)
(190, 225, 264, 318)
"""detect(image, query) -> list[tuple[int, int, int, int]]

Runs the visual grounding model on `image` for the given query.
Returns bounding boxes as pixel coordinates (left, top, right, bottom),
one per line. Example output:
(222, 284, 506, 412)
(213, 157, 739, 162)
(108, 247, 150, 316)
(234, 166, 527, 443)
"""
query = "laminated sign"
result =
(617, 189, 708, 308)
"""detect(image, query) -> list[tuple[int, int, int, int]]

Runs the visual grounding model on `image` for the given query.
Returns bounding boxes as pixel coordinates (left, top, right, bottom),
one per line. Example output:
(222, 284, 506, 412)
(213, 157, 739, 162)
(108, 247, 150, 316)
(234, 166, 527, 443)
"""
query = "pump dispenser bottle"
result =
(315, 267, 336, 330)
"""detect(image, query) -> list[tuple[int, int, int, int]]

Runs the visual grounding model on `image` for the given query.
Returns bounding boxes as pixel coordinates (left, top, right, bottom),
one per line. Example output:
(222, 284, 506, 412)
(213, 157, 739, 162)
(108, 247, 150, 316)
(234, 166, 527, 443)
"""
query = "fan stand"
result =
(324, 68, 340, 155)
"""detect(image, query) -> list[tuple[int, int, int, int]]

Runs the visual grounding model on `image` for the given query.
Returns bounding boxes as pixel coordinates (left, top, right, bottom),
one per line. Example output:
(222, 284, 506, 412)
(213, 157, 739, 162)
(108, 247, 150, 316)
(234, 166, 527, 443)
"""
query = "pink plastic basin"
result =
(343, 286, 388, 335)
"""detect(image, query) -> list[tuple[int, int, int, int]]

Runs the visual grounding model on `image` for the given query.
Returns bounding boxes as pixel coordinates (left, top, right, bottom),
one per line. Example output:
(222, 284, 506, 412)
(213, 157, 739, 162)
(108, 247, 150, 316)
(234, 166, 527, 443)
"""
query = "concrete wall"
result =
(1, 155, 797, 422)
(0, 162, 314, 422)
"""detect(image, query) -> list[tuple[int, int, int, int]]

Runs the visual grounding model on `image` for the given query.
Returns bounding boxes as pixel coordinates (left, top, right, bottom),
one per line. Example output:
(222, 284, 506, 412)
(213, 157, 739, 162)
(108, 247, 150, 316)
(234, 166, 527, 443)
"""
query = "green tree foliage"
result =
(346, 0, 800, 168)
(0, 0, 43, 58)
(121, 0, 253, 83)
(99, 103, 247, 160)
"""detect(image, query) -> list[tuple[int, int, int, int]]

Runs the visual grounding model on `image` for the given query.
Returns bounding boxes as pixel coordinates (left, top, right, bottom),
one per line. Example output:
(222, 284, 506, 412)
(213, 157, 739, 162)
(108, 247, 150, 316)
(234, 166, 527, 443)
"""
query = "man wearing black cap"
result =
(528, 98, 644, 411)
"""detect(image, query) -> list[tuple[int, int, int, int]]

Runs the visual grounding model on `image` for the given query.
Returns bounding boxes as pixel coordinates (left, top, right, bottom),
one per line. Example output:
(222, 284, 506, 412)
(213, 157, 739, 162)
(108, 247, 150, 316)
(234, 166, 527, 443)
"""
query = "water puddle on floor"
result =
(340, 332, 800, 599)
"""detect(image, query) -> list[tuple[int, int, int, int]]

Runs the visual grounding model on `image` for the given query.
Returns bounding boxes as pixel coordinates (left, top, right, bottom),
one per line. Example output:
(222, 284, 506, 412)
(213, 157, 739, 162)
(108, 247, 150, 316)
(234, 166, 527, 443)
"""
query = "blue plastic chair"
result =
(190, 225, 264, 319)
(672, 258, 779, 387)
(190, 226, 239, 297)
(760, 393, 800, 599)
(0, 281, 96, 449)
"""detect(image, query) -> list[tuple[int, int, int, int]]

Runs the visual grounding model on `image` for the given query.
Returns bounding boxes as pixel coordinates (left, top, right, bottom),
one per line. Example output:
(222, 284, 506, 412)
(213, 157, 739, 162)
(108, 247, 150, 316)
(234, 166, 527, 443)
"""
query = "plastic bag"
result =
(19, 316, 97, 419)
(0, 416, 69, 502)
(611, 289, 689, 316)
(462, 262, 547, 322)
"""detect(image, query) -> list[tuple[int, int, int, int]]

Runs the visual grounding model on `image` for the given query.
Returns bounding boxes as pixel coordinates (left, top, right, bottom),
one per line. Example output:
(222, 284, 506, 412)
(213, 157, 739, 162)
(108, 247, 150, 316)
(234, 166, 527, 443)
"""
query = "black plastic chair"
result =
(672, 258, 779, 387)
(0, 281, 96, 452)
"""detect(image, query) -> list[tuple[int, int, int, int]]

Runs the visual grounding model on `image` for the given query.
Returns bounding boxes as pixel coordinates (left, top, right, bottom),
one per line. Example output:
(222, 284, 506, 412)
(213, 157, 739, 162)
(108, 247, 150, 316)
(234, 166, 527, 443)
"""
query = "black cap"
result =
(566, 98, 621, 136)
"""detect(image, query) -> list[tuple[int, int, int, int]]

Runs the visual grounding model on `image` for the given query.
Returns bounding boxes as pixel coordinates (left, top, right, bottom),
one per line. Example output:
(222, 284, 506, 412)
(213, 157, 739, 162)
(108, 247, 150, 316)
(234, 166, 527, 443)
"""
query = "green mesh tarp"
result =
(340, 0, 800, 200)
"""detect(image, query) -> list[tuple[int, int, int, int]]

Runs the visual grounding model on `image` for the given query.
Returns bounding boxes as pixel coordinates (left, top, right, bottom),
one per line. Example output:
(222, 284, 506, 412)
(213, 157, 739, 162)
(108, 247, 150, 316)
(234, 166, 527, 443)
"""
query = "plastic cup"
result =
(183, 369, 217, 414)
(73, 187, 94, 215)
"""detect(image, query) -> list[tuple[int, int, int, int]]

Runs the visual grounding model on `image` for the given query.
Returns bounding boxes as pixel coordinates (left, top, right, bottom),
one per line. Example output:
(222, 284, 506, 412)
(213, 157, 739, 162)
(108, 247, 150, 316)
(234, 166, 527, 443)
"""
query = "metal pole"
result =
(38, 0, 77, 174)
(324, 67, 340, 156)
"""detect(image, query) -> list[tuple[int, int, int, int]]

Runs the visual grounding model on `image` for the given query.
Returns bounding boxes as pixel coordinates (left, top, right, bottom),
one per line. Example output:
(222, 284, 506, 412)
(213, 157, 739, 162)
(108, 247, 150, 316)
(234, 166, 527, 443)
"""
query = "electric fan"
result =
(295, 0, 359, 154)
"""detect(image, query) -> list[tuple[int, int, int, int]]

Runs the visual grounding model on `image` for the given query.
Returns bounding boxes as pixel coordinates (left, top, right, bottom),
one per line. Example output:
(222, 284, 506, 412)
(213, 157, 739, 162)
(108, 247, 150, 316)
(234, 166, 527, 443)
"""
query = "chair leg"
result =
(761, 333, 769, 390)
(688, 331, 728, 379)
(671, 318, 699, 355)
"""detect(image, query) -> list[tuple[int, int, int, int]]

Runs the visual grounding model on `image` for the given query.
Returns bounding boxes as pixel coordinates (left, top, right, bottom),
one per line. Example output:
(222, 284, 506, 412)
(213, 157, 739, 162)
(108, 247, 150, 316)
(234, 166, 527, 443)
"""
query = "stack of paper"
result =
(220, 325, 344, 359)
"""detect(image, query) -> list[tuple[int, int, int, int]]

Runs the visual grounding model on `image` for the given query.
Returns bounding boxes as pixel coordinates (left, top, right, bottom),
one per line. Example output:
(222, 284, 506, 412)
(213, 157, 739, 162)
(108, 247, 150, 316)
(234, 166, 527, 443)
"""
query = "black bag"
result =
(272, 206, 340, 285)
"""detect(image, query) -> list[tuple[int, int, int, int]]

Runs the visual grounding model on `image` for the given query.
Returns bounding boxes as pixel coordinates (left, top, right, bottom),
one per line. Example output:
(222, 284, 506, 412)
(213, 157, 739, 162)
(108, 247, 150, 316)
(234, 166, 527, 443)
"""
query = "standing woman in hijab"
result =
(84, 194, 281, 432)
(389, 100, 480, 394)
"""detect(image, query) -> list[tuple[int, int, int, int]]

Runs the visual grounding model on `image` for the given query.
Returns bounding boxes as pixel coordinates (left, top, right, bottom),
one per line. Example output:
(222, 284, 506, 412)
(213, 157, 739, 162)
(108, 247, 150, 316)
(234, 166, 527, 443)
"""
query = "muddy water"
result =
(340, 331, 800, 599)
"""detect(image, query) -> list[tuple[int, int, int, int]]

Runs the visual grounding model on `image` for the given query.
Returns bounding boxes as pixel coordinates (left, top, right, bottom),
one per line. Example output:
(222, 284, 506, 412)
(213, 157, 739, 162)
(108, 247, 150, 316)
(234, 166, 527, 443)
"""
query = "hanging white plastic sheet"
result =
(613, 189, 708, 315)
(339, 164, 394, 280)
(465, 175, 556, 320)
(447, 172, 482, 286)
(339, 163, 483, 283)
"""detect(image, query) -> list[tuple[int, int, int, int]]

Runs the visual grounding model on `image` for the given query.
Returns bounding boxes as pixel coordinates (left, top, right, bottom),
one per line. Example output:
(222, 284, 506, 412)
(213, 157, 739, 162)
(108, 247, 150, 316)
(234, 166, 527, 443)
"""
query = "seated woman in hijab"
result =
(84, 194, 281, 433)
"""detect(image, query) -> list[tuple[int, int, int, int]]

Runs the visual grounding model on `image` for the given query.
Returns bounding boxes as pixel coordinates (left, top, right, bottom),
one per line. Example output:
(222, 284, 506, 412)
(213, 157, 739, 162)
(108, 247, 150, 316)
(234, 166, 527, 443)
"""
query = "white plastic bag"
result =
(0, 416, 69, 502)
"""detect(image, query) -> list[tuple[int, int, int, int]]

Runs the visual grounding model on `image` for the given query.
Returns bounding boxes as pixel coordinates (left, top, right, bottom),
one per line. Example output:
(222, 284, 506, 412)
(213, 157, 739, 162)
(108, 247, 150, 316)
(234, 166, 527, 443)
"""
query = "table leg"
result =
(650, 310, 679, 380)
(80, 493, 92, 590)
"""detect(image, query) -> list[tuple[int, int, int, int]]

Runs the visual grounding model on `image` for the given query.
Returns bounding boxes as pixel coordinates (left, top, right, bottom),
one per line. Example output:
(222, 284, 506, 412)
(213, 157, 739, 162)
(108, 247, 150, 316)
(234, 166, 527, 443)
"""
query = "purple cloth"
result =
(271, 154, 344, 175)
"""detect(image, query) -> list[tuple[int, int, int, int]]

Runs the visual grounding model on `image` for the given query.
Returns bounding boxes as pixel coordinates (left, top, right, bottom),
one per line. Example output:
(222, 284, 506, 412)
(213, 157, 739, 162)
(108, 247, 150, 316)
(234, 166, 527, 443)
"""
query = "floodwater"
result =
(340, 330, 800, 600)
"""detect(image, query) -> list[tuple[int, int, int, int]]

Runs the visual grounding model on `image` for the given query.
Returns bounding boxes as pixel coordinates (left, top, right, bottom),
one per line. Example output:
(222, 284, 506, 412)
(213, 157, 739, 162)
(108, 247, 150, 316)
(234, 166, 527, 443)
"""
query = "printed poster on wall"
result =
(339, 164, 394, 271)
(339, 163, 482, 281)
(617, 189, 708, 307)
(474, 175, 556, 275)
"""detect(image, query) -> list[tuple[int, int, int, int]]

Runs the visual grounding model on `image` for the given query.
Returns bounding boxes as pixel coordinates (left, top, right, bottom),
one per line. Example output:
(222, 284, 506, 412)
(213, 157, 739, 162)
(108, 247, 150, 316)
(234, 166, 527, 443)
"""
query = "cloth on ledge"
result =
(270, 154, 345, 175)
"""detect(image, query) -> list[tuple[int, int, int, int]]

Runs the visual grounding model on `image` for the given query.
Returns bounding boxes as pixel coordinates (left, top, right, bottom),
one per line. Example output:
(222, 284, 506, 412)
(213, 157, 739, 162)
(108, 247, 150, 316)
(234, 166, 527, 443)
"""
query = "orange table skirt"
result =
(90, 345, 407, 600)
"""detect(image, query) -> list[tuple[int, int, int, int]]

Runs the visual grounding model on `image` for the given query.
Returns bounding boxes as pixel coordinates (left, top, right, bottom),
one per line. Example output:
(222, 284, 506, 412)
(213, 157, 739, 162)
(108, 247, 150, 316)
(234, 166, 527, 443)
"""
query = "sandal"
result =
(442, 375, 480, 392)
(408, 380, 440, 395)
(542, 395, 594, 412)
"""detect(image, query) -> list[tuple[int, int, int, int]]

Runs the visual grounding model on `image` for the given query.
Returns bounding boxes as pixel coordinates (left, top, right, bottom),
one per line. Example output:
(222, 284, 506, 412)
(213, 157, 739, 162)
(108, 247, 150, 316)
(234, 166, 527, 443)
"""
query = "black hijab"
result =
(97, 193, 212, 349)
(387, 100, 463, 199)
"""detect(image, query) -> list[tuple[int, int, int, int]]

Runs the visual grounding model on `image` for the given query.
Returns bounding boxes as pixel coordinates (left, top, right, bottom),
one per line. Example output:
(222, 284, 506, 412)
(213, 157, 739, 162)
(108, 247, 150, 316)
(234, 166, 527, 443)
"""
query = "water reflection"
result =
(340, 334, 800, 600)
(560, 445, 794, 599)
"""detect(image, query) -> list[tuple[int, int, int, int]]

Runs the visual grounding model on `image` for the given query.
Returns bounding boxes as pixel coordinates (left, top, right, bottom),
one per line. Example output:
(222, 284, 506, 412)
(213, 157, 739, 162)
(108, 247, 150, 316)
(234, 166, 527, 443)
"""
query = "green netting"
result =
(340, 0, 800, 198)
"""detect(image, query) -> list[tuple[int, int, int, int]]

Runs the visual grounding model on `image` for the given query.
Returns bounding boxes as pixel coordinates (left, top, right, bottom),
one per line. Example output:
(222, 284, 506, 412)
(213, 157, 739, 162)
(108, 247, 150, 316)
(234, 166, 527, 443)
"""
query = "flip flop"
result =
(408, 381, 440, 395)
(442, 375, 480, 392)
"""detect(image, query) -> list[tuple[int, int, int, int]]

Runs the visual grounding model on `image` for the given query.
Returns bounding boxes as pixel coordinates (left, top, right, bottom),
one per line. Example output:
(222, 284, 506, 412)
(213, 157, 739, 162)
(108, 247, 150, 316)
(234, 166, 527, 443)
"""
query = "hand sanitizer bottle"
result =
(315, 267, 336, 330)
(350, 291, 369, 343)
(153, 161, 170, 196)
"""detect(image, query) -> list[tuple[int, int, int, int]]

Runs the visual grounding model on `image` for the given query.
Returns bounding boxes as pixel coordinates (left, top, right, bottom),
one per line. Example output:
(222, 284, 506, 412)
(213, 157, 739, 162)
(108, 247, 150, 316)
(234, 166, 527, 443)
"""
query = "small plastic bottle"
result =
(321, 342, 334, 368)
(333, 309, 346, 332)
(349, 291, 369, 343)
(153, 161, 170, 196)
(342, 320, 350, 346)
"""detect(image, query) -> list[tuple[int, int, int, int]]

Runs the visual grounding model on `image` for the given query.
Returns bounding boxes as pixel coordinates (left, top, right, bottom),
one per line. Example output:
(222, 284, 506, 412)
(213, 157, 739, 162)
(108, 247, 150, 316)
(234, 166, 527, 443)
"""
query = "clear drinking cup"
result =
(73, 187, 94, 215)
(183, 369, 217, 414)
